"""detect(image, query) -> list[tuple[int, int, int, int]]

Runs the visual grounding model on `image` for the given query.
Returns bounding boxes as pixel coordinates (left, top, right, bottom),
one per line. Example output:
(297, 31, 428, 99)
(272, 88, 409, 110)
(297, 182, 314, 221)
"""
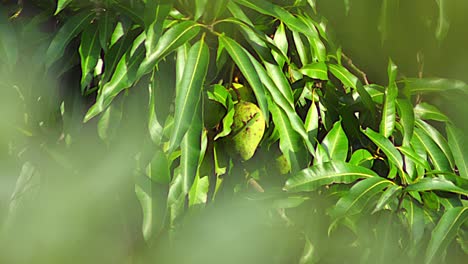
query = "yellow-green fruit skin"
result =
(230, 101, 265, 161)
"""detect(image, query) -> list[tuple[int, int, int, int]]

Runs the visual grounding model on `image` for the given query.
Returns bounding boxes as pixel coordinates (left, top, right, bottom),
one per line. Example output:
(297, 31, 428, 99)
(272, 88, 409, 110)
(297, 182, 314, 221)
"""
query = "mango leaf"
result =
(396, 98, 414, 145)
(446, 124, 468, 179)
(194, 0, 209, 20)
(135, 149, 170, 241)
(435, 0, 450, 42)
(97, 103, 123, 142)
(0, 15, 18, 66)
(314, 142, 330, 165)
(102, 27, 142, 83)
(292, 31, 310, 66)
(413, 128, 451, 172)
(264, 62, 295, 107)
(416, 120, 455, 168)
(110, 1, 145, 26)
(79, 23, 101, 92)
(380, 60, 398, 138)
(403, 78, 468, 95)
(46, 11, 94, 68)
(98, 10, 116, 51)
(272, 22, 288, 67)
(188, 176, 209, 207)
(328, 63, 358, 90)
(180, 101, 203, 195)
(402, 199, 426, 252)
(299, 62, 328, 80)
(425, 207, 468, 264)
(284, 161, 378, 192)
(321, 120, 348, 161)
(405, 178, 468, 196)
(398, 145, 431, 171)
(372, 184, 402, 213)
(362, 128, 404, 172)
(148, 70, 164, 145)
(138, 21, 201, 77)
(219, 35, 269, 121)
(233, 0, 309, 34)
(269, 97, 309, 172)
(168, 39, 209, 153)
(54, 0, 72, 15)
(332, 176, 394, 218)
(144, 0, 173, 56)
(304, 99, 319, 145)
(249, 52, 315, 154)
(84, 37, 146, 121)
(349, 149, 374, 169)
(414, 102, 450, 122)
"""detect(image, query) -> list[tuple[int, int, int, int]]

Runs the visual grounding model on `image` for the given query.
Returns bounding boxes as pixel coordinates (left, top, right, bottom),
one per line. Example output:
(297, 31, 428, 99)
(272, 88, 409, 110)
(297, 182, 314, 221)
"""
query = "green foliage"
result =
(0, 0, 467, 263)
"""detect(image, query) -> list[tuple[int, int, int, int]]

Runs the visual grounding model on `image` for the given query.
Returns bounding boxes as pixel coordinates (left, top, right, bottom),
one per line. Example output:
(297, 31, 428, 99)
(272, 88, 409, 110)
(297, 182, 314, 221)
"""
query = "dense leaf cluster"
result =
(0, 1, 467, 263)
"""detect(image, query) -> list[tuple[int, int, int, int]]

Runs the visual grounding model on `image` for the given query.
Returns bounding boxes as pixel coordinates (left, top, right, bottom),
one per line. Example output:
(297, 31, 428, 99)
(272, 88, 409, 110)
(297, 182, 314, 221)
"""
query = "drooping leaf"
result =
(403, 78, 468, 95)
(272, 22, 288, 67)
(425, 207, 468, 264)
(299, 62, 328, 80)
(233, 0, 309, 33)
(372, 184, 402, 213)
(168, 38, 209, 153)
(148, 70, 164, 145)
(416, 120, 455, 168)
(321, 120, 348, 161)
(138, 21, 201, 77)
(332, 176, 394, 218)
(249, 52, 315, 154)
(144, 0, 173, 56)
(98, 10, 116, 51)
(405, 178, 468, 196)
(46, 11, 94, 68)
(396, 98, 415, 146)
(362, 128, 404, 172)
(219, 35, 269, 121)
(413, 128, 451, 172)
(380, 59, 398, 138)
(269, 97, 309, 172)
(79, 23, 101, 92)
(304, 99, 319, 145)
(180, 101, 203, 196)
(414, 102, 450, 122)
(446, 124, 468, 179)
(84, 36, 146, 121)
(284, 161, 378, 192)
(328, 63, 358, 90)
(135, 149, 170, 241)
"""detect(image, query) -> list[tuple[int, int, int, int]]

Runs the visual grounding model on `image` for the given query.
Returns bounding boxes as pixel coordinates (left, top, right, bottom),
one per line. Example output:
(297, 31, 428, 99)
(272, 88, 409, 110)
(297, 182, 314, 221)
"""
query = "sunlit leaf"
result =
(321, 120, 348, 161)
(169, 38, 209, 153)
(46, 11, 94, 68)
(284, 161, 378, 192)
(79, 23, 101, 92)
(219, 35, 269, 121)
(299, 62, 328, 80)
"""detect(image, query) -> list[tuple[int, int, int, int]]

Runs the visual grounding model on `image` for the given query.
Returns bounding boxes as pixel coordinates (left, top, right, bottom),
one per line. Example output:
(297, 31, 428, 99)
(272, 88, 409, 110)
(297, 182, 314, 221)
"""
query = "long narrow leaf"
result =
(284, 161, 378, 192)
(168, 39, 209, 153)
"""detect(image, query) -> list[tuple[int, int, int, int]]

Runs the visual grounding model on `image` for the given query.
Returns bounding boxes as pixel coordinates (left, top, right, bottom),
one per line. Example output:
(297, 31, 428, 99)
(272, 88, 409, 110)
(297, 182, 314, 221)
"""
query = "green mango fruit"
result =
(230, 101, 265, 161)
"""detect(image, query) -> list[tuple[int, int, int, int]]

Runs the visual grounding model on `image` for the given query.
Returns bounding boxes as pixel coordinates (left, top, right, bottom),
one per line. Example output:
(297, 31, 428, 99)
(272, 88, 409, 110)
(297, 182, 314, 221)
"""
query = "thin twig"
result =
(342, 53, 370, 85)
